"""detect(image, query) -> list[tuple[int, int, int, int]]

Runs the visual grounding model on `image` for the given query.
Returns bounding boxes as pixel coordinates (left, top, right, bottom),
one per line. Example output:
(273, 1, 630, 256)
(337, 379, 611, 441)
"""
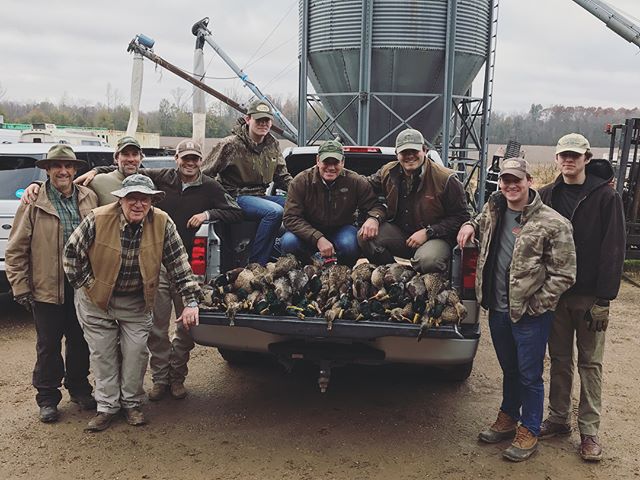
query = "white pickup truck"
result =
(188, 145, 481, 391)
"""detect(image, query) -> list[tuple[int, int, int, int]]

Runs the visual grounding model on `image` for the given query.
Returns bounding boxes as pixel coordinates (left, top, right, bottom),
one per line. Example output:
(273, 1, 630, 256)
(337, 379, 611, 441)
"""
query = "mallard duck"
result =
(370, 264, 389, 290)
(351, 262, 376, 301)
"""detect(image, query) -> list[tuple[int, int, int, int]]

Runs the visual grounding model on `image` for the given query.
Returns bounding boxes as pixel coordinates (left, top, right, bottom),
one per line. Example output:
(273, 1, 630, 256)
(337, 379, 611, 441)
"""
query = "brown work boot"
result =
(580, 434, 603, 462)
(170, 382, 187, 400)
(503, 426, 538, 462)
(478, 411, 517, 444)
(86, 412, 116, 432)
(148, 383, 169, 401)
(123, 407, 146, 426)
(539, 418, 572, 439)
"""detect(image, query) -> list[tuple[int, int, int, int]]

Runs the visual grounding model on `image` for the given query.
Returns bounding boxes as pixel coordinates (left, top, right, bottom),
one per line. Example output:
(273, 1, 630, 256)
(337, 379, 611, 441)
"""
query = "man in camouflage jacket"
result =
(202, 99, 293, 265)
(457, 157, 576, 462)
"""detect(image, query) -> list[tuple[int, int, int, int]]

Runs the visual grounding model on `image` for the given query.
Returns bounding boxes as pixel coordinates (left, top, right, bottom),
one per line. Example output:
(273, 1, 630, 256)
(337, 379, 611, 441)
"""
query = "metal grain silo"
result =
(298, 0, 495, 151)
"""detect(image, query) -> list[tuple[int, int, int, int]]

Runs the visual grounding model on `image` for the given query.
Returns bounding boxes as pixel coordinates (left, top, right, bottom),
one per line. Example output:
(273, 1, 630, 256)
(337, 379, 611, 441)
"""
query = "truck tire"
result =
(217, 348, 262, 365)
(445, 361, 474, 382)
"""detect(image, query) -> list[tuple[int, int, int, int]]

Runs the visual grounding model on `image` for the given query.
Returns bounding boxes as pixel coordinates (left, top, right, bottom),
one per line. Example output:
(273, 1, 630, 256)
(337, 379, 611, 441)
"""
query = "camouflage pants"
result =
(547, 293, 606, 436)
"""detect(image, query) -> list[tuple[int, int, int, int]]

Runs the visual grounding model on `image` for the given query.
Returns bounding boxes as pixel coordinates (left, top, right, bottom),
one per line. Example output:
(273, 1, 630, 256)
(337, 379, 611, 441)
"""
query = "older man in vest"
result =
(64, 174, 201, 432)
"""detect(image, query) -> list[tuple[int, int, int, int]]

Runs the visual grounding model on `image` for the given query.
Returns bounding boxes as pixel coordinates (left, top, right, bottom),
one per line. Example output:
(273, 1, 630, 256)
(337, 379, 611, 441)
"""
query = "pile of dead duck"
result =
(200, 254, 467, 334)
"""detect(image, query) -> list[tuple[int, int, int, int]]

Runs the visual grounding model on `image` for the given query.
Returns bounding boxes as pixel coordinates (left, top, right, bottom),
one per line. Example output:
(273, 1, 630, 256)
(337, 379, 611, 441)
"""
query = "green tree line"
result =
(489, 104, 640, 147)
(2, 96, 638, 147)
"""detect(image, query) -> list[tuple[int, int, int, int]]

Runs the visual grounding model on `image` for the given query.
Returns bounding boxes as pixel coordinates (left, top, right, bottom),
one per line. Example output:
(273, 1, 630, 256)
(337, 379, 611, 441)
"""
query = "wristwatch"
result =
(424, 225, 435, 238)
(368, 213, 381, 223)
(186, 300, 198, 308)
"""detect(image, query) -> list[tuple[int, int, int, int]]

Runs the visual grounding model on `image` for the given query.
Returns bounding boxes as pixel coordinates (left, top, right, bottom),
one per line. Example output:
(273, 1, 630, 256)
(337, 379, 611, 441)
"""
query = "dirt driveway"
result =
(0, 282, 639, 480)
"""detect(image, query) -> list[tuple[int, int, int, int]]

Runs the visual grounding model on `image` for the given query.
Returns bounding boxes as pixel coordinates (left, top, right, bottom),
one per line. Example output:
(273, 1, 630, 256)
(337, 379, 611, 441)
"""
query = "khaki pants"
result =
(358, 222, 451, 273)
(547, 293, 606, 436)
(148, 268, 194, 386)
(75, 288, 152, 414)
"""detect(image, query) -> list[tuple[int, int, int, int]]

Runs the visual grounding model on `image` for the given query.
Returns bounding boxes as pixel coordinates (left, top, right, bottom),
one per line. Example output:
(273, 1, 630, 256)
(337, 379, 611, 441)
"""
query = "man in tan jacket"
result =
(6, 144, 98, 423)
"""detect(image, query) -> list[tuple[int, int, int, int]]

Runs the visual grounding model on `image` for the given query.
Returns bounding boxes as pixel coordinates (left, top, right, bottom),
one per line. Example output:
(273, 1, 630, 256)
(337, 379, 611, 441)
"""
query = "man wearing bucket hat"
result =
(281, 139, 384, 266)
(5, 144, 98, 423)
(63, 174, 201, 432)
(203, 99, 293, 265)
(457, 157, 576, 461)
(538, 134, 625, 461)
(359, 128, 470, 273)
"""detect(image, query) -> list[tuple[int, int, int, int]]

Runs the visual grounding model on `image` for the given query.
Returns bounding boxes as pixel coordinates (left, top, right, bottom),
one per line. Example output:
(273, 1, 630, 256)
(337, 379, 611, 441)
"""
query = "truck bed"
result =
(192, 309, 480, 366)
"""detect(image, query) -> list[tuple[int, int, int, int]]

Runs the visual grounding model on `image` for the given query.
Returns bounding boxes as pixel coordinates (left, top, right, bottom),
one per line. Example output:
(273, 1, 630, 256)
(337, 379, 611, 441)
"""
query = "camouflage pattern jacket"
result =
(202, 123, 292, 197)
(467, 189, 576, 322)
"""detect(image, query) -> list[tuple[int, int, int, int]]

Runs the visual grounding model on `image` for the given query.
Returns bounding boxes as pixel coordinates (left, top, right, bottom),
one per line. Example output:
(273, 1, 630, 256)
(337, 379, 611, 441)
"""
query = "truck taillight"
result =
(190, 237, 207, 276)
(343, 146, 381, 153)
(461, 246, 479, 299)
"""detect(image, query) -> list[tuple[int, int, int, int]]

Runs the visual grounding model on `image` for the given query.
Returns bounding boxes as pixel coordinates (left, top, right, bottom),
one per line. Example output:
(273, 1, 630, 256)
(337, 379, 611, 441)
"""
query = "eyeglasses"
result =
(124, 197, 152, 206)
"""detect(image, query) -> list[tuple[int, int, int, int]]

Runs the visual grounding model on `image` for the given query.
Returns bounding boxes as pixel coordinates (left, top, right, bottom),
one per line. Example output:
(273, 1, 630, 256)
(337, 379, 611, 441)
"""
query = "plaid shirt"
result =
(64, 207, 201, 305)
(46, 181, 81, 245)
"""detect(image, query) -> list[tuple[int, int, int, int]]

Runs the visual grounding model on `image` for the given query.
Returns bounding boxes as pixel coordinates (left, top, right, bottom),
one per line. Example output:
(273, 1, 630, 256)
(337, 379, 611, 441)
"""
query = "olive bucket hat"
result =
(110, 174, 165, 202)
(35, 144, 88, 169)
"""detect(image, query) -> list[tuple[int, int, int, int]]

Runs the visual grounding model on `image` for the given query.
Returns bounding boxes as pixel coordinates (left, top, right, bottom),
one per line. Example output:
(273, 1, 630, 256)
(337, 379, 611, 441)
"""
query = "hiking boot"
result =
(123, 407, 146, 426)
(86, 412, 116, 432)
(478, 411, 517, 444)
(170, 382, 187, 400)
(148, 383, 169, 401)
(503, 426, 538, 462)
(70, 394, 97, 411)
(580, 434, 603, 462)
(539, 418, 572, 439)
(39, 405, 59, 423)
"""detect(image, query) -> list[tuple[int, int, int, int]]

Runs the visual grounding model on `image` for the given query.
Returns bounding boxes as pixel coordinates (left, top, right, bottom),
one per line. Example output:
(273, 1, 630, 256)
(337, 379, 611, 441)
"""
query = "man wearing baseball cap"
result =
(538, 134, 625, 461)
(282, 140, 384, 266)
(359, 128, 469, 273)
(203, 98, 293, 265)
(6, 144, 98, 423)
(64, 174, 201, 432)
(20, 135, 145, 207)
(457, 157, 576, 461)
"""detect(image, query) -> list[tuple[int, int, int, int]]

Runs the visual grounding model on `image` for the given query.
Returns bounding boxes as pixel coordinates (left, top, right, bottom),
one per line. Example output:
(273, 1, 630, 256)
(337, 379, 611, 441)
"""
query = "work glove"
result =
(14, 293, 34, 312)
(585, 299, 609, 332)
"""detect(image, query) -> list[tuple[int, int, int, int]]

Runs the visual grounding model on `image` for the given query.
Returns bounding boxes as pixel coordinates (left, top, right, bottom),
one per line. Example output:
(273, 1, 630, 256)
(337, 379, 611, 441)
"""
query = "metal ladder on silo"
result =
(475, 0, 501, 209)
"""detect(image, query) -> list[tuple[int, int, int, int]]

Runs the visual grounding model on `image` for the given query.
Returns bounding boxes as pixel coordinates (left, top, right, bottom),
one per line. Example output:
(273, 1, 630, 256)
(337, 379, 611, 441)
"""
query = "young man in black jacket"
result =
(538, 133, 626, 462)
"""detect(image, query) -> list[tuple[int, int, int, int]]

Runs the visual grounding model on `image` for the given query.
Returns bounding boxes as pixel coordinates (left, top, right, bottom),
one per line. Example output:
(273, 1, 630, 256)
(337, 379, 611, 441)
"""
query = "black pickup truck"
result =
(189, 146, 480, 391)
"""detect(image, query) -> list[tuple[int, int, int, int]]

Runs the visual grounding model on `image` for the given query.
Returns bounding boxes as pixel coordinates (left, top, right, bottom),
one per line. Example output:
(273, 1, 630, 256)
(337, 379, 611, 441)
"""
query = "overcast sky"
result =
(1, 0, 639, 115)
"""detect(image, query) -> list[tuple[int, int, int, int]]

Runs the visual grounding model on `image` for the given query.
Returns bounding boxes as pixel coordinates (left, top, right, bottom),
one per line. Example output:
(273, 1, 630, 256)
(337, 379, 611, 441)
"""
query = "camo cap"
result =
(111, 174, 165, 202)
(556, 133, 590, 155)
(176, 139, 203, 159)
(395, 128, 425, 153)
(499, 157, 530, 179)
(116, 135, 141, 153)
(35, 144, 88, 169)
(318, 140, 344, 163)
(246, 100, 274, 120)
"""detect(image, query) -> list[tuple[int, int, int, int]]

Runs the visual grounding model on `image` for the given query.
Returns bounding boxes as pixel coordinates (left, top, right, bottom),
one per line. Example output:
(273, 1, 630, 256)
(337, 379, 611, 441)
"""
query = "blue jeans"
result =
(488, 310, 553, 436)
(280, 224, 360, 266)
(237, 195, 286, 265)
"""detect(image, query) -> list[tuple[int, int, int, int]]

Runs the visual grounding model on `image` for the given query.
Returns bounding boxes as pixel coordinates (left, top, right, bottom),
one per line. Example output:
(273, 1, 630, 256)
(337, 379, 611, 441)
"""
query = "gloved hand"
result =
(14, 293, 34, 312)
(585, 299, 609, 332)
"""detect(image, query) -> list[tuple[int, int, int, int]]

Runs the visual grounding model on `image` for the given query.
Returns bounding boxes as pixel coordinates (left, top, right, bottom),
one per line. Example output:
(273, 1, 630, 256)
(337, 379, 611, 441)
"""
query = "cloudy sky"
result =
(1, 0, 639, 115)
